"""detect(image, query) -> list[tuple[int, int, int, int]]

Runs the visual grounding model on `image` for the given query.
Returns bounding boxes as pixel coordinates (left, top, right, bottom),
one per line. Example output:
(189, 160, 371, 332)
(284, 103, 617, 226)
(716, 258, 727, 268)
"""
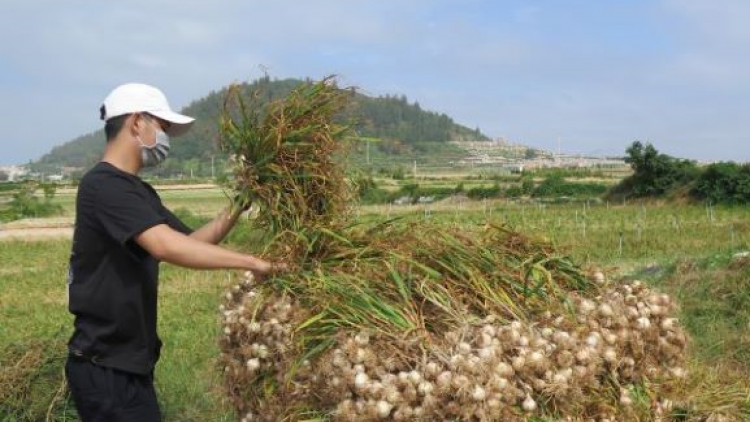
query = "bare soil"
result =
(0, 218, 73, 241)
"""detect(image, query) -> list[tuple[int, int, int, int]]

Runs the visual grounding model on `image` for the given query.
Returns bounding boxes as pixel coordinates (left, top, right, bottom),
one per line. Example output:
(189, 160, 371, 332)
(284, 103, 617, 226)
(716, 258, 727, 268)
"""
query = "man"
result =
(66, 83, 275, 421)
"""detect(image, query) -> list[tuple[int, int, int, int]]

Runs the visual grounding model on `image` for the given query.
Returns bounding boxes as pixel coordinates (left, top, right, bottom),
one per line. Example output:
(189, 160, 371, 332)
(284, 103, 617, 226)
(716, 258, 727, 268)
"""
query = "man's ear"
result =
(128, 113, 144, 137)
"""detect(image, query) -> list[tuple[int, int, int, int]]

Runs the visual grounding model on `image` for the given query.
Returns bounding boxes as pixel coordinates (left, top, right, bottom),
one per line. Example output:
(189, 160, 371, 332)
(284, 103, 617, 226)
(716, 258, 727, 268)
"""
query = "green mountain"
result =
(35, 77, 490, 175)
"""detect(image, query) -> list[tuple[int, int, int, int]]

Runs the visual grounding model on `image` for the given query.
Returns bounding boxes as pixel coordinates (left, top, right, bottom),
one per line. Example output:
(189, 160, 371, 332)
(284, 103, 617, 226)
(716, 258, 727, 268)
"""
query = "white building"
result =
(0, 165, 28, 181)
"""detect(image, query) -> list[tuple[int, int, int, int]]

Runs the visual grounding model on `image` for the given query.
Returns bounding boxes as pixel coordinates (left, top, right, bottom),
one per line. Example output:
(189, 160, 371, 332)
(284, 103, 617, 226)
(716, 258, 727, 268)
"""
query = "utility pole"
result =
(413, 160, 417, 179)
(211, 156, 215, 180)
(366, 141, 370, 165)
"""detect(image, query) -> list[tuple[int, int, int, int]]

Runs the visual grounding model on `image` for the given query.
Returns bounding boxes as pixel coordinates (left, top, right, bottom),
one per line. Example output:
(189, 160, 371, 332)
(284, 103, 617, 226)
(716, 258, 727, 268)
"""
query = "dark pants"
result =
(65, 356, 161, 422)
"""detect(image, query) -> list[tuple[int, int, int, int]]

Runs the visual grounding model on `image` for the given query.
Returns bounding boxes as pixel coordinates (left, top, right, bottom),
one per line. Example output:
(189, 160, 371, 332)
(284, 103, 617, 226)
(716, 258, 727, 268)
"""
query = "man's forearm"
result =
(190, 207, 242, 244)
(163, 235, 266, 271)
(141, 224, 269, 272)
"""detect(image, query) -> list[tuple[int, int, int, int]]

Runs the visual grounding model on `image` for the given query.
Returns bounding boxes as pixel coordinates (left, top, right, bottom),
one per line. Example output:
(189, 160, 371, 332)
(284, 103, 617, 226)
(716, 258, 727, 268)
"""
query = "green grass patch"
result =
(0, 240, 238, 421)
(625, 252, 750, 420)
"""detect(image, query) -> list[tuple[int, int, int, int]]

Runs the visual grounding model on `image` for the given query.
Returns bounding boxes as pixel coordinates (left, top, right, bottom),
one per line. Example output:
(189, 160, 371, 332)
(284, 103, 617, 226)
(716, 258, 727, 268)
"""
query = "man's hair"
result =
(102, 107, 130, 142)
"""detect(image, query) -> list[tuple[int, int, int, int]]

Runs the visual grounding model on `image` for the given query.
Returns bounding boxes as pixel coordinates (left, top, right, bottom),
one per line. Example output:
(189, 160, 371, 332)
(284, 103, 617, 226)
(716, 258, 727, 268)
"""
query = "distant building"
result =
(500, 163, 525, 173)
(0, 165, 29, 182)
(61, 166, 83, 177)
(393, 196, 411, 206)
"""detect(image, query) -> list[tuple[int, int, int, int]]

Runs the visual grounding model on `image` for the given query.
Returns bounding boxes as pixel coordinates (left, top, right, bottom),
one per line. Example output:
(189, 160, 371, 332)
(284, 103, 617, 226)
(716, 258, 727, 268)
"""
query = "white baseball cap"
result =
(101, 83, 195, 137)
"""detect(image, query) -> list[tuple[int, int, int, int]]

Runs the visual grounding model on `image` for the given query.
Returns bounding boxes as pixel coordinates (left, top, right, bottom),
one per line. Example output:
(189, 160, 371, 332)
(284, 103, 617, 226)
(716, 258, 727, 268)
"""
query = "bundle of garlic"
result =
(218, 229, 688, 421)
(218, 79, 688, 421)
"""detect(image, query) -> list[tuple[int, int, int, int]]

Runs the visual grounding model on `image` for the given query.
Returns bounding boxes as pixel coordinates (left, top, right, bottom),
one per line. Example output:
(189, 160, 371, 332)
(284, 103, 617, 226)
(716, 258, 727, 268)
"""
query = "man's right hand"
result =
(250, 259, 290, 282)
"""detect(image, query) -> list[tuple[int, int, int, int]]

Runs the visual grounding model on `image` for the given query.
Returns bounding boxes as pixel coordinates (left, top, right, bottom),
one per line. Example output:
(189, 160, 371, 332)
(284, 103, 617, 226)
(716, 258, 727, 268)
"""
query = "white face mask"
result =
(136, 117, 171, 168)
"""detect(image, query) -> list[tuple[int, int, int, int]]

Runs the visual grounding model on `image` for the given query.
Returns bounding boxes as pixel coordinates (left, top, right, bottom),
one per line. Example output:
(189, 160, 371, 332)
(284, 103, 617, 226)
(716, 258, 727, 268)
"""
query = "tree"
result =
(0, 171, 8, 182)
(521, 176, 535, 196)
(616, 141, 698, 198)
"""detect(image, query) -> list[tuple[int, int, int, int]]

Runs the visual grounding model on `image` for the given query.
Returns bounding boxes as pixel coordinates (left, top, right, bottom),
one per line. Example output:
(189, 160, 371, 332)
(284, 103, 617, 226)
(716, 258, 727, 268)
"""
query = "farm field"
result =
(2, 185, 750, 420)
(361, 199, 750, 267)
(0, 240, 238, 421)
(49, 184, 229, 219)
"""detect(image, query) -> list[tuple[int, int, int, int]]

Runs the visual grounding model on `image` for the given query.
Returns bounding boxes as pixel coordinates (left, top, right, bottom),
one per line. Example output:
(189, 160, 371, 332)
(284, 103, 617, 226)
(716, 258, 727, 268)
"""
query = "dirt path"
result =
(0, 218, 73, 241)
(0, 227, 73, 241)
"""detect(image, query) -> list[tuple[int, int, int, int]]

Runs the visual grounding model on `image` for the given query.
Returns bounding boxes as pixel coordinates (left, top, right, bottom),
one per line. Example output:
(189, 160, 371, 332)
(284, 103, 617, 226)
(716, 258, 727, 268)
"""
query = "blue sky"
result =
(1, 0, 749, 165)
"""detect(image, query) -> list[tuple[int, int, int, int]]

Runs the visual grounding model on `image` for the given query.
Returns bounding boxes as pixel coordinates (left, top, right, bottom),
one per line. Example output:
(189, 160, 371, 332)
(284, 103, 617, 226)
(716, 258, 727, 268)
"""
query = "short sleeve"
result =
(94, 175, 167, 245)
(162, 206, 193, 235)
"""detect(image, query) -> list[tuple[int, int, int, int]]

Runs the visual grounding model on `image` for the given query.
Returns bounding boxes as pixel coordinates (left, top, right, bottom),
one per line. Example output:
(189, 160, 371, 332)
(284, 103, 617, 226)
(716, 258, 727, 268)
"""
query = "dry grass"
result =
(0, 332, 72, 421)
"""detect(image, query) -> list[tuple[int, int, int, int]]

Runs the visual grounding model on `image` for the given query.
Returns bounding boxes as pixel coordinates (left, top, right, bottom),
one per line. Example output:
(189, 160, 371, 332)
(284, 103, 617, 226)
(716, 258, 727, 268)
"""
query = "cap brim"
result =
(150, 110, 195, 137)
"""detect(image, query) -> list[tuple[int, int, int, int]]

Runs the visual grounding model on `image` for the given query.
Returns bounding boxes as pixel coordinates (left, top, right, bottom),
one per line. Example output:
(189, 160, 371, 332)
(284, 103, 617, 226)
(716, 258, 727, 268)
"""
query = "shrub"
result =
(356, 177, 391, 204)
(389, 183, 454, 204)
(466, 183, 501, 199)
(691, 162, 750, 205)
(532, 175, 608, 198)
(505, 185, 523, 198)
(0, 182, 62, 222)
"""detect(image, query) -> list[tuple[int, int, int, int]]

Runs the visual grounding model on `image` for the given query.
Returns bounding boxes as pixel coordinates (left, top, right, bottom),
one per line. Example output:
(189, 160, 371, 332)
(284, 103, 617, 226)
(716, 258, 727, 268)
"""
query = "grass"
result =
(359, 200, 750, 267)
(47, 186, 228, 219)
(625, 253, 750, 420)
(630, 253, 750, 367)
(0, 239, 239, 421)
(3, 198, 750, 420)
(155, 265, 236, 421)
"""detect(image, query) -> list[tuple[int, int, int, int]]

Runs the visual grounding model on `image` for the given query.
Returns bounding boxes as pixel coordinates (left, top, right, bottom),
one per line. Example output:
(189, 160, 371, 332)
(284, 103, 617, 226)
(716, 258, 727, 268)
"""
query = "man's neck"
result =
(102, 137, 141, 175)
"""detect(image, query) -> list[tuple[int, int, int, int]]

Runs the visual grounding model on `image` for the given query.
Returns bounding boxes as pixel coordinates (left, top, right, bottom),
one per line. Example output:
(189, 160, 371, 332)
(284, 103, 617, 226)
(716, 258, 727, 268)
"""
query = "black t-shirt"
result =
(67, 161, 192, 375)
